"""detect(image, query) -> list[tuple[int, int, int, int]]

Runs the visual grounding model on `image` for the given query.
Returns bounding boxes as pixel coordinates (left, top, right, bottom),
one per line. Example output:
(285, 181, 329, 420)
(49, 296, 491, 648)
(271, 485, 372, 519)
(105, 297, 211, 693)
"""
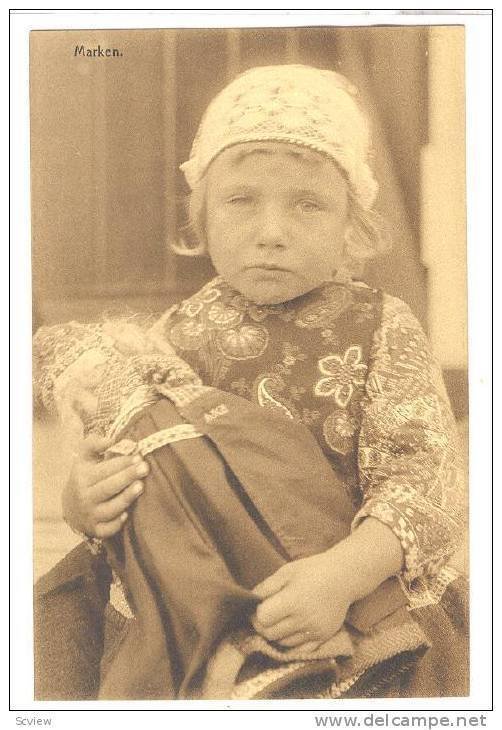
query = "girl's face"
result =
(205, 142, 350, 305)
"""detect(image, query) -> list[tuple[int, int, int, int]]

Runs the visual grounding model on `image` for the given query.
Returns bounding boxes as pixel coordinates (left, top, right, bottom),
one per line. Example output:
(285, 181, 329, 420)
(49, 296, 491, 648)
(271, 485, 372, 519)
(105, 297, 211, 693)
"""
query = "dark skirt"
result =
(34, 394, 469, 700)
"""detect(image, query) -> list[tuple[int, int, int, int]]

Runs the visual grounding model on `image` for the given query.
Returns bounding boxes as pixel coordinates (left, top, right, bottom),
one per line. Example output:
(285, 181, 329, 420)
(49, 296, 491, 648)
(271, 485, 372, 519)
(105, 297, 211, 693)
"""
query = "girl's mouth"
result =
(245, 264, 290, 272)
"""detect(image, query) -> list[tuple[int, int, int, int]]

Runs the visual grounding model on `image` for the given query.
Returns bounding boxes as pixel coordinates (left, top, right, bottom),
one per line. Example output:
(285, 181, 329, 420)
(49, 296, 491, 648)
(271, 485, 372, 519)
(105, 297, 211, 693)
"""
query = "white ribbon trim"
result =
(107, 424, 202, 458)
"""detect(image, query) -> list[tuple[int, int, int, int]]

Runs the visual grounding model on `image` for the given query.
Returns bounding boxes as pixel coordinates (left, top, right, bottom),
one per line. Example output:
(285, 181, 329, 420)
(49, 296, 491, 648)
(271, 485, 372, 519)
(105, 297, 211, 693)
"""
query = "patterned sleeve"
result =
(352, 294, 467, 600)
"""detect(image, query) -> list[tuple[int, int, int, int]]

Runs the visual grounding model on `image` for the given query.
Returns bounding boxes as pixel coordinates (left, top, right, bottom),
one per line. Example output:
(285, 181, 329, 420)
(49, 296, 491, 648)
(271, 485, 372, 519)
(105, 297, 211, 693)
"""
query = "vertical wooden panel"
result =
(297, 26, 340, 69)
(162, 30, 178, 288)
(31, 29, 170, 299)
(226, 28, 242, 79)
(239, 28, 286, 69)
(421, 27, 466, 368)
(285, 28, 300, 62)
(30, 31, 103, 297)
(93, 54, 108, 284)
(175, 30, 229, 171)
(331, 27, 428, 323)
(364, 26, 429, 231)
(174, 29, 229, 294)
(102, 30, 166, 290)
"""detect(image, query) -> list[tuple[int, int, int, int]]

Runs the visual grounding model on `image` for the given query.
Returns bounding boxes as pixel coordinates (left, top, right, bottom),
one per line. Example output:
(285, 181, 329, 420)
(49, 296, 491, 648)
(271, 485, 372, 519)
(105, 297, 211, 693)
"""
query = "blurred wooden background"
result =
(31, 27, 431, 319)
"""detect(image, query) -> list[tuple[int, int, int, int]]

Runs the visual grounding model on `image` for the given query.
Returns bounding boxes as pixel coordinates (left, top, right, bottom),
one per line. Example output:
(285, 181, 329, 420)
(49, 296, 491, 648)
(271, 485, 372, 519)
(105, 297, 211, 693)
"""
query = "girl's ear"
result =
(170, 236, 207, 257)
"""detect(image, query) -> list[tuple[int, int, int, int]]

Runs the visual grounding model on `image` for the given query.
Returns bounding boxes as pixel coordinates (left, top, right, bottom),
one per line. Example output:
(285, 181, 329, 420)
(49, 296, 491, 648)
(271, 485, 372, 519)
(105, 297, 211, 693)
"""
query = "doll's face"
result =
(205, 142, 350, 304)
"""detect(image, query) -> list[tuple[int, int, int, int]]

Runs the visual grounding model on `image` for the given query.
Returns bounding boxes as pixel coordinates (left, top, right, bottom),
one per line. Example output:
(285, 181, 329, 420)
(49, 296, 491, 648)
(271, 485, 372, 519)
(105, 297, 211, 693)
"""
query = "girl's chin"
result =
(230, 275, 316, 305)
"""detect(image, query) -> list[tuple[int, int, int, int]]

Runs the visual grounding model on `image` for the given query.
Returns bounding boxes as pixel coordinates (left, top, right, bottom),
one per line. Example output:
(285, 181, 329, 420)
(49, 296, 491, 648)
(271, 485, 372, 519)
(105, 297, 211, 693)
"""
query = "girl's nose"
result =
(256, 205, 288, 249)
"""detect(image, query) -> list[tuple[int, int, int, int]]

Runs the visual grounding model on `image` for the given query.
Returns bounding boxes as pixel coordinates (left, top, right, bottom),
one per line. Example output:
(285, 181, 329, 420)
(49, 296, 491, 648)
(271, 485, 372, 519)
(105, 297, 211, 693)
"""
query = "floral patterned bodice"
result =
(34, 276, 466, 609)
(151, 277, 466, 606)
(151, 278, 380, 508)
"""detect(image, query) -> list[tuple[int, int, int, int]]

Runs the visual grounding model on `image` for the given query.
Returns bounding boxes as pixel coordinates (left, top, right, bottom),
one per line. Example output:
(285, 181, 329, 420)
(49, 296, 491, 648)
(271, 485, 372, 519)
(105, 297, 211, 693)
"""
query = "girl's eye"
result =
(225, 195, 253, 206)
(296, 199, 322, 213)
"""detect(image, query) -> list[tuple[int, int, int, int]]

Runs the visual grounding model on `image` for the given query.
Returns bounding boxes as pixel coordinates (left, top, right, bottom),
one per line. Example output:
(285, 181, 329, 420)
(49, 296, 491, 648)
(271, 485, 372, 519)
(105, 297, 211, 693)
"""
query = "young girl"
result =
(34, 64, 467, 700)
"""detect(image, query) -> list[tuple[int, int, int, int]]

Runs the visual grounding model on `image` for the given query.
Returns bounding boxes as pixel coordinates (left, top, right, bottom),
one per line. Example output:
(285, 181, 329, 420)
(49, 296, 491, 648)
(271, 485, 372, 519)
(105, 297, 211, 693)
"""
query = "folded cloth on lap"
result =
(99, 390, 427, 700)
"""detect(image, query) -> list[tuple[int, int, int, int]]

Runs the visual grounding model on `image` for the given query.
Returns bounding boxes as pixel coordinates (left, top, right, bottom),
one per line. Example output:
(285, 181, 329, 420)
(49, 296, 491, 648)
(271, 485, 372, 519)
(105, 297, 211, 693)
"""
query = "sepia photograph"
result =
(23, 16, 478, 706)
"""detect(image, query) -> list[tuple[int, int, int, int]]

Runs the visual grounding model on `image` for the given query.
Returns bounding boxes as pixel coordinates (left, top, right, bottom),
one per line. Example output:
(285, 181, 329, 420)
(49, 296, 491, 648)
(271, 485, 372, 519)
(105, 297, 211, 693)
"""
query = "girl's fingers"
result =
(277, 635, 322, 653)
(254, 591, 292, 628)
(94, 481, 144, 521)
(90, 461, 149, 502)
(253, 567, 290, 600)
(78, 434, 112, 460)
(88, 454, 146, 483)
(94, 513, 128, 540)
(252, 615, 298, 642)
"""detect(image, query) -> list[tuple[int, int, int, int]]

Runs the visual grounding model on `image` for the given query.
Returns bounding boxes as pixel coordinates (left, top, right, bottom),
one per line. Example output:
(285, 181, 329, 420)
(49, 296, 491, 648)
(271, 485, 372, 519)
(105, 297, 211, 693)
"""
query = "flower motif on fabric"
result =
(295, 287, 354, 329)
(179, 285, 221, 318)
(353, 301, 378, 325)
(320, 328, 340, 348)
(323, 410, 358, 455)
(169, 290, 269, 362)
(273, 343, 308, 377)
(168, 320, 207, 351)
(314, 345, 368, 408)
(206, 302, 244, 329)
(215, 325, 269, 360)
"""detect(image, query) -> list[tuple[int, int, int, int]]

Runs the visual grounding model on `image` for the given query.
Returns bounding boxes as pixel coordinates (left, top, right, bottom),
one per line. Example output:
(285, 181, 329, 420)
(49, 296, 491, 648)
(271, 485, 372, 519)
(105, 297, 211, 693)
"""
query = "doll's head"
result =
(178, 64, 387, 304)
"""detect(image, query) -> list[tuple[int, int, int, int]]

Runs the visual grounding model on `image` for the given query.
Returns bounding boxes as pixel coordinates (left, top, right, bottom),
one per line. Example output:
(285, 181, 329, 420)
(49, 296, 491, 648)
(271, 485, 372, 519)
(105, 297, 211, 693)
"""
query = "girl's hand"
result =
(251, 551, 354, 651)
(251, 518, 404, 652)
(62, 434, 149, 539)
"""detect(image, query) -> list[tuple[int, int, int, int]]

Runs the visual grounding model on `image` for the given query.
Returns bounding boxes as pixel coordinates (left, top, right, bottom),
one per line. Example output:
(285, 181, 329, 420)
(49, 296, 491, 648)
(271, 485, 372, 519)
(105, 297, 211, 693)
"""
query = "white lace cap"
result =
(180, 64, 378, 210)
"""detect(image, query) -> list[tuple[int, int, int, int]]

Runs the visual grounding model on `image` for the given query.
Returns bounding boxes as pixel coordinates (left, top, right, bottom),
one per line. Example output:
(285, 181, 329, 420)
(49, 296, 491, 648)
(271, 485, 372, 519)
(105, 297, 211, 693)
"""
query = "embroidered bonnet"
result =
(180, 64, 378, 211)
